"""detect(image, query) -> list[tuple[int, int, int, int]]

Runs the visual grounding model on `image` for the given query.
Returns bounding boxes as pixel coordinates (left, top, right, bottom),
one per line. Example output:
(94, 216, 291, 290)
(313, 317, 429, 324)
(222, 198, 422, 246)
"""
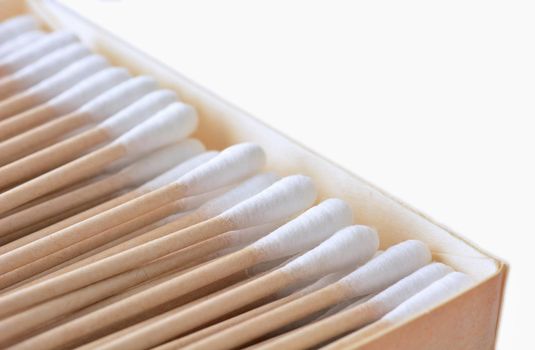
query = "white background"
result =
(61, 1, 534, 348)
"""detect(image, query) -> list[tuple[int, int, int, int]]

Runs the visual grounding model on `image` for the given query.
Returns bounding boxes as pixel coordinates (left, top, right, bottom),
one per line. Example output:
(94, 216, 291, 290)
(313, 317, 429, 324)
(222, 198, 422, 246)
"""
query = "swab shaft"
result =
(0, 104, 57, 141)
(0, 91, 42, 121)
(13, 248, 258, 350)
(0, 234, 234, 346)
(162, 293, 299, 349)
(42, 211, 204, 279)
(187, 285, 347, 350)
(0, 110, 91, 166)
(255, 302, 377, 350)
(0, 190, 140, 255)
(2, 209, 201, 290)
(0, 165, 127, 237)
(0, 143, 125, 214)
(0, 216, 227, 318)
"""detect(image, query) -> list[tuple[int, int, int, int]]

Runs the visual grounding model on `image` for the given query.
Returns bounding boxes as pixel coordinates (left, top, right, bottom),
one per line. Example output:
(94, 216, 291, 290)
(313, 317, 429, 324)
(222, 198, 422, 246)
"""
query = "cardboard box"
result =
(0, 1, 507, 348)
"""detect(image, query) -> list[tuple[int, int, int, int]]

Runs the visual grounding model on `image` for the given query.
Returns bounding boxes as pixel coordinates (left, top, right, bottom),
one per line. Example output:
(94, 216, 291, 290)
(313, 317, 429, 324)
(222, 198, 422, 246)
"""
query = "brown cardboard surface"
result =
(0, 1, 507, 348)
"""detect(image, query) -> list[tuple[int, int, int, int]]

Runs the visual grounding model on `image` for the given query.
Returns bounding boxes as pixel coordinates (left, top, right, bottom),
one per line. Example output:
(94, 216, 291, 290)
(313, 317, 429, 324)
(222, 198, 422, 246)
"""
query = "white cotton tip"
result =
(140, 151, 218, 192)
(29, 55, 109, 102)
(198, 172, 280, 218)
(0, 30, 44, 57)
(1, 31, 77, 72)
(115, 102, 198, 157)
(280, 225, 379, 282)
(383, 272, 473, 323)
(251, 198, 353, 261)
(178, 143, 266, 196)
(338, 240, 432, 297)
(79, 76, 157, 121)
(99, 89, 178, 139)
(369, 262, 454, 315)
(50, 67, 130, 113)
(11, 43, 90, 88)
(118, 139, 205, 185)
(0, 16, 38, 43)
(220, 175, 317, 229)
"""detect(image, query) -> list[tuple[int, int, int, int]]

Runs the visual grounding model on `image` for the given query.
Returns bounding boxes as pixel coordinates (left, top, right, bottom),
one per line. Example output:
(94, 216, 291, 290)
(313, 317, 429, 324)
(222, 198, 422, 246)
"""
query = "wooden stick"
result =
(0, 190, 223, 291)
(183, 240, 431, 350)
(0, 139, 203, 236)
(0, 151, 216, 255)
(0, 89, 177, 182)
(0, 55, 108, 121)
(322, 272, 474, 349)
(0, 222, 280, 345)
(0, 144, 270, 315)
(0, 101, 197, 214)
(154, 273, 342, 350)
(0, 76, 156, 165)
(253, 263, 453, 350)
(0, 43, 90, 100)
(0, 67, 128, 141)
(0, 193, 116, 252)
(31, 172, 278, 281)
(19, 201, 353, 350)
(95, 223, 375, 350)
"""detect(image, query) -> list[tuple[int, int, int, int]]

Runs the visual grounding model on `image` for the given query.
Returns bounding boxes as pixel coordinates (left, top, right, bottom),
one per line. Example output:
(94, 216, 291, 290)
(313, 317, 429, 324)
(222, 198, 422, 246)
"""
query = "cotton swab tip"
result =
(251, 198, 353, 261)
(219, 174, 316, 228)
(281, 225, 379, 281)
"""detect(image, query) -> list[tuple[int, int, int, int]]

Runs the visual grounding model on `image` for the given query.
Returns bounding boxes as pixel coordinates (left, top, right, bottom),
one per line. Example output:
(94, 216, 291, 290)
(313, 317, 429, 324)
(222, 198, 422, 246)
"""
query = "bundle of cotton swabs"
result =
(0, 14, 474, 350)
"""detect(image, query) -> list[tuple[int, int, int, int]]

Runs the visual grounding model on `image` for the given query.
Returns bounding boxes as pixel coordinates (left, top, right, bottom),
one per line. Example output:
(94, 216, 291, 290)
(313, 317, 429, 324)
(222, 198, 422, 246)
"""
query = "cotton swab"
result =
(0, 143, 267, 306)
(0, 89, 177, 186)
(0, 221, 283, 346)
(0, 15, 38, 44)
(0, 101, 197, 213)
(0, 174, 315, 334)
(322, 272, 474, 349)
(0, 54, 109, 121)
(152, 242, 369, 350)
(110, 261, 350, 350)
(0, 139, 204, 238)
(10, 197, 349, 350)
(92, 222, 374, 350)
(187, 240, 431, 350)
(0, 31, 77, 76)
(0, 42, 90, 99)
(0, 30, 44, 58)
(0, 66, 129, 141)
(41, 172, 282, 279)
(0, 150, 217, 256)
(253, 262, 453, 350)
(0, 75, 158, 166)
